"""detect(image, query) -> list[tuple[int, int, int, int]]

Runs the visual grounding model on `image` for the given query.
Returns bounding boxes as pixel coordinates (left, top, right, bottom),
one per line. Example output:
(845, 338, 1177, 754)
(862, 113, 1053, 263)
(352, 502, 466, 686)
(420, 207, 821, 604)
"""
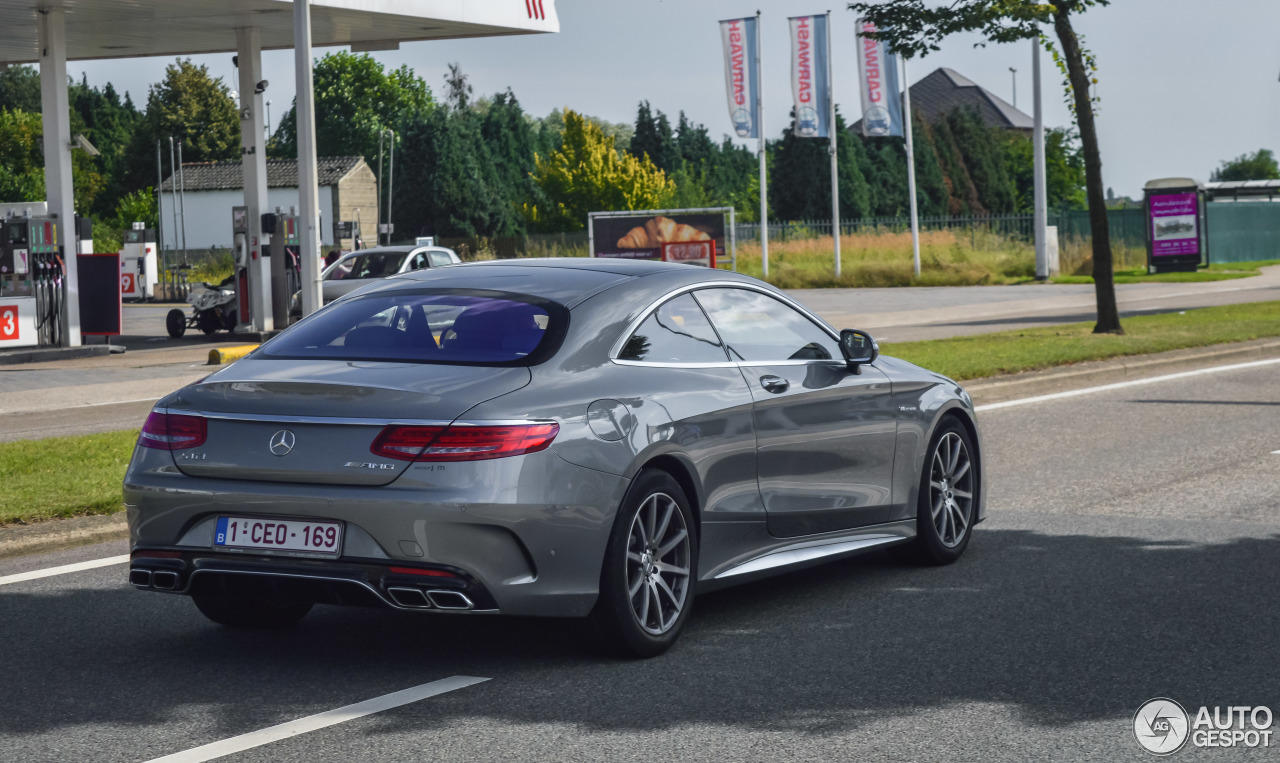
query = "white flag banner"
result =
(720, 16, 760, 138)
(788, 14, 830, 138)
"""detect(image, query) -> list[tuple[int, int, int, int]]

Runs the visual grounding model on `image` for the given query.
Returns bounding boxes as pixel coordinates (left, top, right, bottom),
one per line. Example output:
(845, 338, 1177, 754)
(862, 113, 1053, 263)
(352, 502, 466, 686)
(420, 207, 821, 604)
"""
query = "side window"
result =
(408, 252, 428, 270)
(694, 288, 839, 362)
(618, 294, 728, 363)
(428, 251, 453, 267)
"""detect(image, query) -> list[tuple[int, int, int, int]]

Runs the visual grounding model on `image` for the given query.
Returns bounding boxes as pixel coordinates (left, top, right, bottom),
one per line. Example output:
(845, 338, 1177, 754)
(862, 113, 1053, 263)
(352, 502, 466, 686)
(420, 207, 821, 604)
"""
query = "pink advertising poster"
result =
(1149, 193, 1200, 257)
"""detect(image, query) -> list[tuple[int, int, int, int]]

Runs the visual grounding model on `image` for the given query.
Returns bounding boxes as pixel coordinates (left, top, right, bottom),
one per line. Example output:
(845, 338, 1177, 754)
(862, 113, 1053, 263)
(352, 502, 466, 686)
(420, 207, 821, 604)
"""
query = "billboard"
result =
(855, 19, 903, 138)
(590, 213, 727, 264)
(788, 14, 830, 138)
(1149, 192, 1200, 257)
(720, 17, 760, 139)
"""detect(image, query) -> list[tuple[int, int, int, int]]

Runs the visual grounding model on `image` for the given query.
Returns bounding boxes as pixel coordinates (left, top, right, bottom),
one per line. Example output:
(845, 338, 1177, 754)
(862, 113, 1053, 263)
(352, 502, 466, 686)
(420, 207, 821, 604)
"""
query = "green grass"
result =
(0, 429, 138, 525)
(1050, 260, 1277, 285)
(882, 300, 1280, 381)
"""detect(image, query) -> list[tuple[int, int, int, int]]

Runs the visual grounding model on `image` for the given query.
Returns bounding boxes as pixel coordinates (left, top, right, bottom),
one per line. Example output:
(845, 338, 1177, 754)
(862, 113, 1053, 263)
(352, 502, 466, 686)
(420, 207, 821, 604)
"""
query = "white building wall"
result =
(158, 186, 335, 250)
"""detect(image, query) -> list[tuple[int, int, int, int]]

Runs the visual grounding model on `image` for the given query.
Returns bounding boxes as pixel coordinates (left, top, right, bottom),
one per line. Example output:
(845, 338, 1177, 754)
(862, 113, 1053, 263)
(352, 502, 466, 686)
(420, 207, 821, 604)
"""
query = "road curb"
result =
(207, 344, 260, 365)
(964, 337, 1280, 405)
(0, 514, 128, 560)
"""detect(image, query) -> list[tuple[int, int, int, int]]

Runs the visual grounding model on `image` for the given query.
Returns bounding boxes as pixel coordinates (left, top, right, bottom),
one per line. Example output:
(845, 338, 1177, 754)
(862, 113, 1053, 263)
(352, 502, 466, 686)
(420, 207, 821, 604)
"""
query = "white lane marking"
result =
(144, 676, 490, 763)
(975, 357, 1280, 412)
(1272, 450, 1280, 455)
(0, 554, 129, 587)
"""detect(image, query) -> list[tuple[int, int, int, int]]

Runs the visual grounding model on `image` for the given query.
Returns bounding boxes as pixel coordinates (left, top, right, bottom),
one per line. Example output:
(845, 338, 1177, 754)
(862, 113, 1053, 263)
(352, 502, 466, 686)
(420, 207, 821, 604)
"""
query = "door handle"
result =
(759, 375, 789, 393)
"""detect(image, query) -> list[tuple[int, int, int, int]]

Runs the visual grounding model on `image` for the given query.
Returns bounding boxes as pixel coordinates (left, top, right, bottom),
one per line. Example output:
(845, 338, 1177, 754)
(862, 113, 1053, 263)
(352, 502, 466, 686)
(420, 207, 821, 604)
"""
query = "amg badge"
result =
(344, 461, 396, 471)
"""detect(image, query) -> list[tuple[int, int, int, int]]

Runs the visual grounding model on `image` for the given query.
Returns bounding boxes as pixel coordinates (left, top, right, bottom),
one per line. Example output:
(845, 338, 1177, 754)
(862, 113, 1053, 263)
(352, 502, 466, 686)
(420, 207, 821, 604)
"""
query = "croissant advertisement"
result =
(590, 213, 726, 264)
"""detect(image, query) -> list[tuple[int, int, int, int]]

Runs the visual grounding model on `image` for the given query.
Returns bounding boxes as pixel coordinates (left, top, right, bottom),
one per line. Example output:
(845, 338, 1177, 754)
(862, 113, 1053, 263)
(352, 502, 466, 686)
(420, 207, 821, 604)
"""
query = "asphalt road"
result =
(2, 361, 1277, 761)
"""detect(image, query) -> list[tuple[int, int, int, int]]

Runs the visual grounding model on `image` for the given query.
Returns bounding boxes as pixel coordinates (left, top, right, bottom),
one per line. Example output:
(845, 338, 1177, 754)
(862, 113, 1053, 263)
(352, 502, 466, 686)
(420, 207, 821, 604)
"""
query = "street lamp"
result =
(1009, 67, 1017, 109)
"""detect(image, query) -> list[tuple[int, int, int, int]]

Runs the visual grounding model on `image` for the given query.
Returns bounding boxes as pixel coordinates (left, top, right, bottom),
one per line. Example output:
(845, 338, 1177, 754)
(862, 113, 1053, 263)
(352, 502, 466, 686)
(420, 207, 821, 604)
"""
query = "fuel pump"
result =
(231, 206, 251, 329)
(120, 223, 158, 301)
(0, 214, 38, 349)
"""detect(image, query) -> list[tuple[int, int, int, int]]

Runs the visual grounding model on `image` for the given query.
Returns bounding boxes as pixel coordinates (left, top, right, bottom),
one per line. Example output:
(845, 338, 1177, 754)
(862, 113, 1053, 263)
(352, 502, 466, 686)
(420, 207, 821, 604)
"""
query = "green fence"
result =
(1206, 202, 1280, 263)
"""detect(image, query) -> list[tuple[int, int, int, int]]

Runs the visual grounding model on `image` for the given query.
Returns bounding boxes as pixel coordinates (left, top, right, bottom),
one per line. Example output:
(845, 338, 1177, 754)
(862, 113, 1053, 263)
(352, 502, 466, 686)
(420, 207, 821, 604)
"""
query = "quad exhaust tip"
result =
(151, 571, 180, 590)
(129, 568, 152, 587)
(386, 587, 475, 610)
(387, 587, 432, 608)
(426, 590, 474, 610)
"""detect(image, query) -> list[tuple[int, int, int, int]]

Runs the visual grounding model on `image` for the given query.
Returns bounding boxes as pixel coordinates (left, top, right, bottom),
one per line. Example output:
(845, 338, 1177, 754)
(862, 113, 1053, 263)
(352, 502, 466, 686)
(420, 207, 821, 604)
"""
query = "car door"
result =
(693, 287, 897, 537)
(609, 293, 761, 522)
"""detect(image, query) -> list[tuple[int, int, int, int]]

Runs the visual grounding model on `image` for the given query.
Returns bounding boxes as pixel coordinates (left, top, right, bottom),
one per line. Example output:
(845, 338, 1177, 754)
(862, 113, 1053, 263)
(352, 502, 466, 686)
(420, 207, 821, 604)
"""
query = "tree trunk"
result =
(1053, 4, 1122, 334)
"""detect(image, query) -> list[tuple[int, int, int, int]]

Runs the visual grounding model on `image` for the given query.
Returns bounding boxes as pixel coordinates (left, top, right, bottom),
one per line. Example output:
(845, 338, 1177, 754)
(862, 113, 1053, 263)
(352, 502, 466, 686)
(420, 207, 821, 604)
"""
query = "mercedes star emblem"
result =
(269, 429, 296, 456)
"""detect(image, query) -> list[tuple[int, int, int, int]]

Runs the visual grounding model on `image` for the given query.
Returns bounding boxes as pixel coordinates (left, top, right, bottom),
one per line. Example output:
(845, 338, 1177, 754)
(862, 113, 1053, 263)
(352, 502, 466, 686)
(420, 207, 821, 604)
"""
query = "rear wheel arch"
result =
(636, 454, 703, 542)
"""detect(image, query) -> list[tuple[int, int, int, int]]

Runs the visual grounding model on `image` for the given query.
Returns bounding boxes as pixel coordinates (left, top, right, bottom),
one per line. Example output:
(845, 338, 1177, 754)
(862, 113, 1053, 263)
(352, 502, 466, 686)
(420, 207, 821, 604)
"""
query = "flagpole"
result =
(826, 12, 840, 278)
(902, 55, 921, 278)
(757, 9, 769, 279)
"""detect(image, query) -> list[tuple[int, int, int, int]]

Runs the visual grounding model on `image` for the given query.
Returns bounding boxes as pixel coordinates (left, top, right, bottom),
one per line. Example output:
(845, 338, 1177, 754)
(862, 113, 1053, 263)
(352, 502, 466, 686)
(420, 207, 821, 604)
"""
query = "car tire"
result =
(899, 416, 978, 566)
(191, 592, 313, 629)
(166, 308, 187, 338)
(590, 469, 698, 658)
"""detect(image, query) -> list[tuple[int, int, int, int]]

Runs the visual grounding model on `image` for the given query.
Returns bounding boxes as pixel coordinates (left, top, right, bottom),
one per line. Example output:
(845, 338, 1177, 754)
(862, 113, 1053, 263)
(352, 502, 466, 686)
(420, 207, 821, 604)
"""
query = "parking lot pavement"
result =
(1, 360, 1276, 761)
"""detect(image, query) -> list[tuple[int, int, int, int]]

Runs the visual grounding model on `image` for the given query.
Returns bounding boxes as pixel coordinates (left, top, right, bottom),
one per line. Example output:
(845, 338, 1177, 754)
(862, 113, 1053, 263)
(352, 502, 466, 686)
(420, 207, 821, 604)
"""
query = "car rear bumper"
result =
(123, 450, 630, 617)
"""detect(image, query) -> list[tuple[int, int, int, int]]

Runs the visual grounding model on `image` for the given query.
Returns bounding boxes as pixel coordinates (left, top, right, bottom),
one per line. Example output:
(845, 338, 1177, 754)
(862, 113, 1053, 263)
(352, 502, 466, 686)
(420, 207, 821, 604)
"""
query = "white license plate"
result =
(214, 516, 343, 555)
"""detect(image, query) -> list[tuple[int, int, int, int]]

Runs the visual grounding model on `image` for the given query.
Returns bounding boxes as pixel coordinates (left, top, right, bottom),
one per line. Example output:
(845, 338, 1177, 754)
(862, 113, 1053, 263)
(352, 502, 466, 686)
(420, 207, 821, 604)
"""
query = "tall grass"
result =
(732, 228, 1036, 289)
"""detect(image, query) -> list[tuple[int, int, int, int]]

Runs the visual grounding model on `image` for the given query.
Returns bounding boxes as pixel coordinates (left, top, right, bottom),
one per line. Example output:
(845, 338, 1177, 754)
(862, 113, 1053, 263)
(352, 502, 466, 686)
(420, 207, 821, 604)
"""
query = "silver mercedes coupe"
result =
(124, 259, 983, 657)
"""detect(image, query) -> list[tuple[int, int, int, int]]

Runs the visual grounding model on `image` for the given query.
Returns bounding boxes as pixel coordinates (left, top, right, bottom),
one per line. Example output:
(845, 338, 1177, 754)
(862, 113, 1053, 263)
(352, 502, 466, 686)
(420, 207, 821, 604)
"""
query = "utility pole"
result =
(1032, 40, 1048, 279)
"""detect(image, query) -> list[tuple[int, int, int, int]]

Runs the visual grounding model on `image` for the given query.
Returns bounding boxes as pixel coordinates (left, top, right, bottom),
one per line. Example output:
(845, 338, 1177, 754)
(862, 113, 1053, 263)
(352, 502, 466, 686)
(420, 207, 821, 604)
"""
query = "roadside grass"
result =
(882, 300, 1280, 381)
(735, 229, 1037, 288)
(0, 429, 138, 525)
(1050, 260, 1276, 285)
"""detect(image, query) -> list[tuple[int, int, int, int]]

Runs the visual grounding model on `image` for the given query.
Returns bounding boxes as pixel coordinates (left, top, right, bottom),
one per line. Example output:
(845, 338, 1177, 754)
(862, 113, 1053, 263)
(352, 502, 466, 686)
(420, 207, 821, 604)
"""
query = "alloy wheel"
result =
(929, 432, 974, 548)
(626, 492, 691, 635)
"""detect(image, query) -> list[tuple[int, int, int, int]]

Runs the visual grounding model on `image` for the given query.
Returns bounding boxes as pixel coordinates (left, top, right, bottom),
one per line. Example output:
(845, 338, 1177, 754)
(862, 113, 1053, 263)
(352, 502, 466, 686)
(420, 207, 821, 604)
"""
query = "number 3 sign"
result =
(0, 305, 18, 340)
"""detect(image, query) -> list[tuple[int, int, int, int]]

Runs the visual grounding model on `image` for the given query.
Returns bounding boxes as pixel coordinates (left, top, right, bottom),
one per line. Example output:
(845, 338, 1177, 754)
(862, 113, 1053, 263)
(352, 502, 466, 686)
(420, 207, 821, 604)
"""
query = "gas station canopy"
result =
(0, 0, 559, 63)
(0, 0, 558, 350)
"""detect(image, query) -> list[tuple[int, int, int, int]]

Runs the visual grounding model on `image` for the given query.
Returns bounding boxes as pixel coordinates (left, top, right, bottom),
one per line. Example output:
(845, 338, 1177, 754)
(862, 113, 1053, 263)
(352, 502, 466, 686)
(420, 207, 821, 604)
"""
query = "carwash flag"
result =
(788, 14, 830, 138)
(720, 17, 760, 138)
(856, 19, 903, 137)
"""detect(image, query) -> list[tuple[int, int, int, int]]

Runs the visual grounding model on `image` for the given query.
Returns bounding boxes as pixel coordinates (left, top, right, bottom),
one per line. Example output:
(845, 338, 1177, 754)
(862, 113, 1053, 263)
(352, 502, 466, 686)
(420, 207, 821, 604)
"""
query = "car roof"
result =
(362, 258, 761, 308)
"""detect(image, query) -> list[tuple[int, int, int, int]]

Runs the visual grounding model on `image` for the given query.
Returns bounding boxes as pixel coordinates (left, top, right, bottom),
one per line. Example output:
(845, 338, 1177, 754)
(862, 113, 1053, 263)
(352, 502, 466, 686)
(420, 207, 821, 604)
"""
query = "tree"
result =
(122, 59, 240, 192)
(1211, 149, 1280, 182)
(629, 101, 678, 173)
(524, 109, 675, 232)
(852, 0, 1122, 333)
(0, 108, 105, 214)
(443, 63, 473, 111)
(271, 52, 432, 171)
(0, 65, 40, 113)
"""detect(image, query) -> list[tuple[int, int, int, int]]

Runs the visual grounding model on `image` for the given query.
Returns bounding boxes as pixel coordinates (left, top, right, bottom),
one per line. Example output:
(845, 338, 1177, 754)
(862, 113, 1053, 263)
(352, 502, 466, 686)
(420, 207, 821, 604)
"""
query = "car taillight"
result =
(138, 412, 207, 450)
(371, 423, 559, 462)
(370, 425, 445, 460)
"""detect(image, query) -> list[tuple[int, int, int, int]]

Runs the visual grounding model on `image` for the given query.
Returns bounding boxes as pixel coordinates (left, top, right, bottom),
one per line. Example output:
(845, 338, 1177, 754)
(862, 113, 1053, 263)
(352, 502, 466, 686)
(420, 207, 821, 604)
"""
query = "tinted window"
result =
(619, 294, 727, 363)
(694, 288, 839, 362)
(261, 291, 561, 365)
(324, 252, 407, 281)
(408, 252, 428, 270)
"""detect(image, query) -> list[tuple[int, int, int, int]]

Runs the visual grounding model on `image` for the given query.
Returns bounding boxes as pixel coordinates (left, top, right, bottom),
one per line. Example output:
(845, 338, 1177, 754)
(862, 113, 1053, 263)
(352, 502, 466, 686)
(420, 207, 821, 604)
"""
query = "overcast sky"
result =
(68, 0, 1280, 198)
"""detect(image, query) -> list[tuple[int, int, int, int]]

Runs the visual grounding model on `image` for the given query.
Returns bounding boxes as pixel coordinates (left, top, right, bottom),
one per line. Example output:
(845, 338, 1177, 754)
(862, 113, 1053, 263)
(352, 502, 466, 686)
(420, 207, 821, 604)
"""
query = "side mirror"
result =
(839, 329, 879, 372)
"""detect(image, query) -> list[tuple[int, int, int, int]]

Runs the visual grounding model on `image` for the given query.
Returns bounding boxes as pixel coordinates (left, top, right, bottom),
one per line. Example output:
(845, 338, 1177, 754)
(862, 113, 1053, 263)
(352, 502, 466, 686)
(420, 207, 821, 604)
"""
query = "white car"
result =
(292, 246, 462, 313)
(320, 245, 461, 303)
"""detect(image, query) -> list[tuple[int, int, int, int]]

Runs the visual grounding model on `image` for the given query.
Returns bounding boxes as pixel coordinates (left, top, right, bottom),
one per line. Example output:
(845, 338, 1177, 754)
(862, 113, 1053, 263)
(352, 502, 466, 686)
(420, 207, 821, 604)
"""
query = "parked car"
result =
(291, 245, 461, 313)
(125, 259, 983, 657)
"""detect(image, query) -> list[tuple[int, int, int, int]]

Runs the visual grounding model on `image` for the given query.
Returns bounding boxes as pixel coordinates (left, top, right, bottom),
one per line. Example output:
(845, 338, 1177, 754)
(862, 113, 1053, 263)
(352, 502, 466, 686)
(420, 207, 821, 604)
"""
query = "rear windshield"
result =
(325, 252, 406, 281)
(259, 290, 566, 366)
